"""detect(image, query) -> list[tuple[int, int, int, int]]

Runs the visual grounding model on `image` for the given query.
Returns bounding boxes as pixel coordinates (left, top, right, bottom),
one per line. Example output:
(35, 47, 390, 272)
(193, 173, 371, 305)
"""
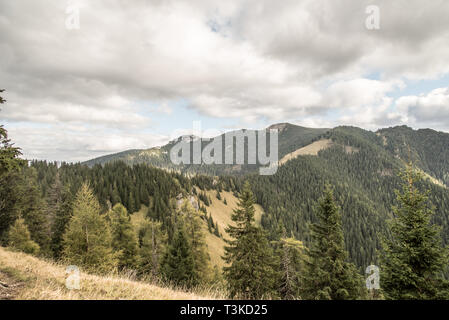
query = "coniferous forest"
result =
(2, 87, 449, 300)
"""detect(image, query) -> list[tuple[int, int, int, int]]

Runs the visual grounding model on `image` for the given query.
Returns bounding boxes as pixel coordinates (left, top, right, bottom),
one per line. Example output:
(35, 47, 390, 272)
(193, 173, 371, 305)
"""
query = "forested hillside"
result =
(3, 92, 449, 299)
(247, 126, 449, 269)
(83, 123, 449, 270)
(83, 123, 329, 176)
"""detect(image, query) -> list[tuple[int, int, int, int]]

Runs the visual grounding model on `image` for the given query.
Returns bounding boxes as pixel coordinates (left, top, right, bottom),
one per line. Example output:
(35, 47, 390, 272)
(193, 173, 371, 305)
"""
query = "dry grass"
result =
(279, 139, 333, 165)
(205, 190, 263, 234)
(418, 168, 447, 188)
(202, 190, 264, 269)
(0, 247, 223, 300)
(130, 190, 264, 272)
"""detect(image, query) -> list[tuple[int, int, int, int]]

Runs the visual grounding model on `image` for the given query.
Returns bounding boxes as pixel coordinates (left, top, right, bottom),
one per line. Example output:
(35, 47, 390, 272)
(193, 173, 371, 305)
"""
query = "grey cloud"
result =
(1, 0, 449, 161)
(397, 88, 449, 127)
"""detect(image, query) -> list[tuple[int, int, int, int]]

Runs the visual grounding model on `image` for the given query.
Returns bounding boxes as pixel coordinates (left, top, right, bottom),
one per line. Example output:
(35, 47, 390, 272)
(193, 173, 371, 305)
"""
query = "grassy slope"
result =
(279, 139, 333, 165)
(0, 247, 219, 300)
(130, 192, 263, 270)
(0, 190, 264, 299)
(202, 190, 264, 269)
(83, 123, 329, 176)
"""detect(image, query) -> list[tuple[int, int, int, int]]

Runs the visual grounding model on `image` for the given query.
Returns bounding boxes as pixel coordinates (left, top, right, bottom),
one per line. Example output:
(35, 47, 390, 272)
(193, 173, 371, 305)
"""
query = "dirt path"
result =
(0, 270, 24, 300)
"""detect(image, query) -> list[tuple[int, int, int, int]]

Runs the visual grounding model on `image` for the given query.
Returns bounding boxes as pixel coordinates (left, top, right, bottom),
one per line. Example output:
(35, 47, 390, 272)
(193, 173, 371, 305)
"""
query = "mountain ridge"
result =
(31, 122, 449, 269)
(82, 123, 449, 181)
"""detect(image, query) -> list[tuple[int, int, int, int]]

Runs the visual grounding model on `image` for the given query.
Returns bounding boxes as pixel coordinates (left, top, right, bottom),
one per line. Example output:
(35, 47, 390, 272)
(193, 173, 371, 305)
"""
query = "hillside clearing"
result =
(279, 139, 333, 165)
(0, 247, 219, 300)
(202, 190, 264, 268)
(131, 192, 264, 270)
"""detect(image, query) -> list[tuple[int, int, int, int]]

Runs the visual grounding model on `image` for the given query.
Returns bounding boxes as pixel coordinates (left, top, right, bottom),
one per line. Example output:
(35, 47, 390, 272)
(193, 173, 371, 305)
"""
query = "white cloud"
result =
(6, 123, 168, 162)
(1, 0, 449, 160)
(395, 87, 449, 129)
(324, 79, 402, 109)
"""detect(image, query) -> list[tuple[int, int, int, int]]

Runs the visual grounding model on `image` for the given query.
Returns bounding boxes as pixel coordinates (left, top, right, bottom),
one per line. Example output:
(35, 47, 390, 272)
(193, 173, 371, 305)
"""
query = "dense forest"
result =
(2, 90, 449, 299)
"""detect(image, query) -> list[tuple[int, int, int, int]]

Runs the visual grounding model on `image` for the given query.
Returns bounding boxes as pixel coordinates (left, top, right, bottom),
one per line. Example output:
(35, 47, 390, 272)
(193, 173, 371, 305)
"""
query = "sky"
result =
(1, 0, 449, 162)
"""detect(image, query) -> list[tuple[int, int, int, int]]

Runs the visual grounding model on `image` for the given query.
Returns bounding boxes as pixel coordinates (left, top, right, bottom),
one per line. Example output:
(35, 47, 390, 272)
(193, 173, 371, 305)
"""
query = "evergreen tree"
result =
(139, 219, 167, 278)
(47, 171, 63, 228)
(0, 91, 27, 243)
(62, 183, 117, 273)
(301, 186, 366, 300)
(380, 165, 449, 299)
(0, 170, 45, 249)
(207, 215, 213, 233)
(179, 200, 212, 283)
(0, 90, 26, 176)
(18, 168, 51, 254)
(223, 181, 278, 299)
(213, 222, 220, 238)
(47, 172, 73, 258)
(0, 171, 21, 244)
(128, 191, 136, 213)
(8, 217, 40, 255)
(275, 226, 304, 299)
(110, 203, 139, 270)
(161, 228, 198, 288)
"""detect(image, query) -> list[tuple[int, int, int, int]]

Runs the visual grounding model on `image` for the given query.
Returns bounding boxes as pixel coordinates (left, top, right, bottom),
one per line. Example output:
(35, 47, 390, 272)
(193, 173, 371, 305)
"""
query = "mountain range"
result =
(84, 123, 449, 186)
(82, 123, 449, 269)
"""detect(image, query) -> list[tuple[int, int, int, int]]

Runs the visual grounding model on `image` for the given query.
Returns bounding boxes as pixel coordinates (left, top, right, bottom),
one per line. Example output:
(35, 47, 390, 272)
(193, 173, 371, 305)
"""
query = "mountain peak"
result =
(267, 122, 294, 131)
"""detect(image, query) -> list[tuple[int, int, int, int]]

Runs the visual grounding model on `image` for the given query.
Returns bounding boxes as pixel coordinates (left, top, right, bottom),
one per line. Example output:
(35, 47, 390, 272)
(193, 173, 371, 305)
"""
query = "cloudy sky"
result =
(1, 0, 449, 162)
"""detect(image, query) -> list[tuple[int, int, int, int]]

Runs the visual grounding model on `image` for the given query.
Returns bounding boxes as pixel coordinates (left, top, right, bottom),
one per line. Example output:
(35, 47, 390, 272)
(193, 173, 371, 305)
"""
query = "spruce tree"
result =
(62, 183, 117, 273)
(301, 186, 365, 300)
(139, 219, 167, 278)
(0, 171, 21, 244)
(213, 223, 220, 238)
(0, 90, 26, 176)
(47, 171, 64, 228)
(110, 203, 139, 270)
(380, 165, 449, 299)
(275, 226, 304, 299)
(0, 94, 26, 243)
(18, 167, 51, 254)
(161, 228, 197, 288)
(48, 172, 73, 258)
(179, 200, 212, 283)
(8, 217, 40, 255)
(223, 181, 278, 299)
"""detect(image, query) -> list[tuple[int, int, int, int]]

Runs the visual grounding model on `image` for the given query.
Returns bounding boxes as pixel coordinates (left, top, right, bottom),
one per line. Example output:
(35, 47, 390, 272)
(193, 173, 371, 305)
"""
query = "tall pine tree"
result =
(276, 226, 304, 300)
(17, 168, 51, 254)
(110, 203, 140, 270)
(62, 183, 117, 273)
(380, 164, 449, 299)
(139, 219, 167, 278)
(179, 200, 212, 284)
(0, 89, 25, 176)
(223, 181, 278, 299)
(0, 90, 27, 243)
(161, 228, 198, 288)
(301, 186, 365, 300)
(47, 172, 73, 258)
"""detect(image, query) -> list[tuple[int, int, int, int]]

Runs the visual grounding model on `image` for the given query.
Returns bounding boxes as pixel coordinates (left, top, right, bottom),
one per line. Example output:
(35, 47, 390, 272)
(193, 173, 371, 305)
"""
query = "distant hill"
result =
(72, 123, 449, 269)
(245, 125, 449, 268)
(83, 123, 330, 175)
(377, 125, 449, 186)
(83, 123, 449, 185)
